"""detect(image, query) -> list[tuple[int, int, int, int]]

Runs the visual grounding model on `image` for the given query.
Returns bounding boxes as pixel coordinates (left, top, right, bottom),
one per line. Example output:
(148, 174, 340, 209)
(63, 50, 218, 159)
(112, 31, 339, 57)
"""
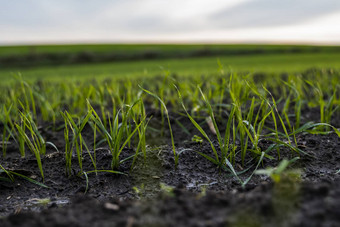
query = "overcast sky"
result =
(1, 0, 340, 45)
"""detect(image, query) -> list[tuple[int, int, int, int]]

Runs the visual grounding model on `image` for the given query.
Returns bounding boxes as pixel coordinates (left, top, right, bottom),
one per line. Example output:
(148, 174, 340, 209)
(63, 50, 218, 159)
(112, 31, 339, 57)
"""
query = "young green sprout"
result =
(15, 112, 47, 181)
(255, 157, 300, 183)
(61, 110, 95, 176)
(88, 100, 146, 170)
(139, 86, 178, 167)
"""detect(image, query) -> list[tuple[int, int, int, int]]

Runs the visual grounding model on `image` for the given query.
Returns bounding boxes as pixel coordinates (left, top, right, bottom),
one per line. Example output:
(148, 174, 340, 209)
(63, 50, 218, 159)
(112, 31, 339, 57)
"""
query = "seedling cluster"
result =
(0, 68, 339, 186)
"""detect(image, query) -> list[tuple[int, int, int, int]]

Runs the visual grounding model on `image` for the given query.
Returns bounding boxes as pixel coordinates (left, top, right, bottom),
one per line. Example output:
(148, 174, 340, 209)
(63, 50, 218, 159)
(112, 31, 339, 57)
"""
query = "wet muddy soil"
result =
(1, 110, 340, 226)
(2, 181, 340, 227)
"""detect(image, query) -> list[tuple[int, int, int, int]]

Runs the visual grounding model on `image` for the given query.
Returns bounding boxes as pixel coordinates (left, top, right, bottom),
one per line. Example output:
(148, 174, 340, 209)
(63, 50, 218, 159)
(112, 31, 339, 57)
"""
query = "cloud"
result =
(0, 0, 339, 44)
(0, 0, 245, 32)
(211, 0, 340, 28)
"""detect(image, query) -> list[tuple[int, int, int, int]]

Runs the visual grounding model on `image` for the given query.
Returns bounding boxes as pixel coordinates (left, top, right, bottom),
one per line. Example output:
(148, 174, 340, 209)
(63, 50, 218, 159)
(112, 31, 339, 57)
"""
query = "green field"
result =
(2, 44, 340, 83)
(1, 44, 340, 225)
(1, 51, 340, 83)
(1, 43, 340, 57)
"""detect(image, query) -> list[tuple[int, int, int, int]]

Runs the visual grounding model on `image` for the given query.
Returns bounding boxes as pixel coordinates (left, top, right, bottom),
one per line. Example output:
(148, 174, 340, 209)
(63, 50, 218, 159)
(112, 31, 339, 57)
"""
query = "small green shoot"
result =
(0, 164, 48, 188)
(140, 86, 178, 166)
(192, 135, 203, 144)
(255, 157, 300, 183)
(225, 152, 265, 188)
(88, 100, 145, 169)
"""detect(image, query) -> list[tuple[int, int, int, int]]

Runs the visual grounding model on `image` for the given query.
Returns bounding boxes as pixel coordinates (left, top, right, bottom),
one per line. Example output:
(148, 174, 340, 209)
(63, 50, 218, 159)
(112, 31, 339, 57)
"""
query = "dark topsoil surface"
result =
(1, 108, 340, 226)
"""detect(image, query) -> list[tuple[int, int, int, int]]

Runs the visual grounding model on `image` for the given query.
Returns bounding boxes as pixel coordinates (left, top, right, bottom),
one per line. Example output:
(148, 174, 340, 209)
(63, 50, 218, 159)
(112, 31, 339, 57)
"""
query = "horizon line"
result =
(1, 40, 340, 47)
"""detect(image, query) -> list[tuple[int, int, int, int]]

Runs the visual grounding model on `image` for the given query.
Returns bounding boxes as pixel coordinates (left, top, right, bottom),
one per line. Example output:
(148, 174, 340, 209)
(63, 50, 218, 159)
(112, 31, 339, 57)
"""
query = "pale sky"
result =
(1, 0, 340, 45)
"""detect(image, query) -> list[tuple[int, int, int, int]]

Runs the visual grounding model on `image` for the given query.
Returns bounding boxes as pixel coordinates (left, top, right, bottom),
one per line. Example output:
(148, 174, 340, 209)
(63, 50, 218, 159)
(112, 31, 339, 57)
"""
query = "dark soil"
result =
(2, 181, 340, 227)
(1, 109, 340, 226)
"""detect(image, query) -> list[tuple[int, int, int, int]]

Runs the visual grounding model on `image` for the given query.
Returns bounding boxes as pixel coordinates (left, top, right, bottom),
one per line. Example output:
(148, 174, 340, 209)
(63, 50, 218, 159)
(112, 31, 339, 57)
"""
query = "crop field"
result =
(1, 44, 340, 226)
